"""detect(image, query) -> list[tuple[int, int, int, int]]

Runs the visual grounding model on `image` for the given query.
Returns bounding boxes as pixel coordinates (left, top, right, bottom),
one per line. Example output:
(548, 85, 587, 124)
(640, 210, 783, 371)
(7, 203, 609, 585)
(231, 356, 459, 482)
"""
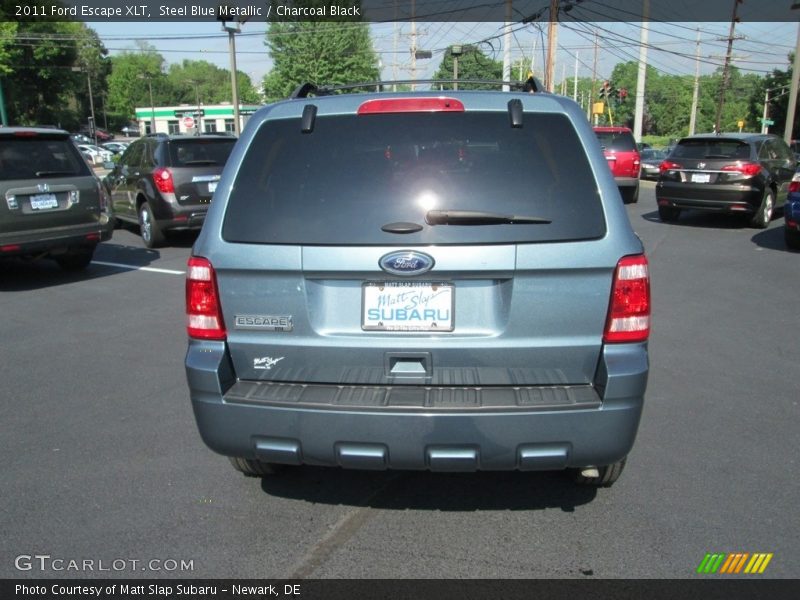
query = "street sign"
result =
(762, 118, 775, 126)
(174, 109, 205, 118)
(182, 116, 195, 129)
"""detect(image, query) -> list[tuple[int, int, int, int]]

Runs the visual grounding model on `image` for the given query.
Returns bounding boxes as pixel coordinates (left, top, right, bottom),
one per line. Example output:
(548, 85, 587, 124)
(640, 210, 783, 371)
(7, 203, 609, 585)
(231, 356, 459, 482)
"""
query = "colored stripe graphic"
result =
(698, 553, 773, 574)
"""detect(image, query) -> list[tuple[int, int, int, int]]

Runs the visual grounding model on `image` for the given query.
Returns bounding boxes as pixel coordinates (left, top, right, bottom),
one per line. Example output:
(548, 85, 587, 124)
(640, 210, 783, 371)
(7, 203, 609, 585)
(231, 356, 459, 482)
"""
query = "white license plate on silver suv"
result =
(362, 281, 454, 331)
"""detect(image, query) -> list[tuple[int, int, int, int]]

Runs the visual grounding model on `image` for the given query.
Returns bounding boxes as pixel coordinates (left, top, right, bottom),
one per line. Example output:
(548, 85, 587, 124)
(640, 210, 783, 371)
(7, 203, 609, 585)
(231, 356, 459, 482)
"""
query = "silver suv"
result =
(185, 84, 650, 487)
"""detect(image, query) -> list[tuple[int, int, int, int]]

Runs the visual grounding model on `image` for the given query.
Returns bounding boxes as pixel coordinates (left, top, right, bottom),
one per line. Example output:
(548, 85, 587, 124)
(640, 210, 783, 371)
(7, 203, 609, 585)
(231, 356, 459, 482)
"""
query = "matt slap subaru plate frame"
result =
(361, 281, 454, 332)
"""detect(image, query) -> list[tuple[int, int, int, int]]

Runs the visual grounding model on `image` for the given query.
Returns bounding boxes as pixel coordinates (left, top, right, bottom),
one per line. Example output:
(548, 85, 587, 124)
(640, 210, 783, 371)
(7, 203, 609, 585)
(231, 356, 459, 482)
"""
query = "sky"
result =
(88, 20, 800, 90)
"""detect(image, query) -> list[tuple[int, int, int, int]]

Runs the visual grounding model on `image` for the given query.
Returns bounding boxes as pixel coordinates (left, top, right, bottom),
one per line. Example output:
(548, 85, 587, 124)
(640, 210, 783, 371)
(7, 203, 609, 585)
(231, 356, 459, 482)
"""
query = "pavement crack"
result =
(285, 473, 402, 578)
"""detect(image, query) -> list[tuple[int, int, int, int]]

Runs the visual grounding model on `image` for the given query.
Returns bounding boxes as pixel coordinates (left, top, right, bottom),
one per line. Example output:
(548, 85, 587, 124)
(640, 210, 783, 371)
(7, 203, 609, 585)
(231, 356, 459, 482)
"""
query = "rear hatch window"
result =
(168, 139, 236, 167)
(223, 111, 606, 245)
(672, 139, 751, 160)
(0, 135, 90, 179)
(595, 130, 636, 152)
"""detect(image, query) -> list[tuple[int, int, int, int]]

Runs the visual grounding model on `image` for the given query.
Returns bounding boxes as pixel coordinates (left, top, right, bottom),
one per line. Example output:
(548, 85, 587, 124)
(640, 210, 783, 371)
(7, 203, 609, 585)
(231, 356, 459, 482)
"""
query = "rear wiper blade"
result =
(426, 209, 551, 226)
(183, 160, 218, 165)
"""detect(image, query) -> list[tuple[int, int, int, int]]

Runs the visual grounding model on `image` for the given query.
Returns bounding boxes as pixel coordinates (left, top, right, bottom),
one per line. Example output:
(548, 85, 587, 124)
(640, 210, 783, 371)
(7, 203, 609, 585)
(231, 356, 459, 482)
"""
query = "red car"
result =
(594, 126, 641, 203)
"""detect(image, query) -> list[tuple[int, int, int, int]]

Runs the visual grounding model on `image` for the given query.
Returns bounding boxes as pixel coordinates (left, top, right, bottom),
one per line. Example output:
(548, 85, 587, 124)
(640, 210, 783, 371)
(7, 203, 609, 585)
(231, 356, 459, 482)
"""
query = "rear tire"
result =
(786, 227, 800, 250)
(750, 189, 775, 229)
(658, 205, 681, 222)
(573, 458, 626, 487)
(622, 185, 639, 204)
(229, 457, 281, 477)
(54, 246, 95, 271)
(138, 201, 165, 249)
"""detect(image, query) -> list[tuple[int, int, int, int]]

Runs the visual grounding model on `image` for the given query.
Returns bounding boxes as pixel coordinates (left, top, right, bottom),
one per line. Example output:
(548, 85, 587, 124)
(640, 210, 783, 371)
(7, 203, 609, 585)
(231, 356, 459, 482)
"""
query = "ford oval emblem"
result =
(379, 251, 435, 276)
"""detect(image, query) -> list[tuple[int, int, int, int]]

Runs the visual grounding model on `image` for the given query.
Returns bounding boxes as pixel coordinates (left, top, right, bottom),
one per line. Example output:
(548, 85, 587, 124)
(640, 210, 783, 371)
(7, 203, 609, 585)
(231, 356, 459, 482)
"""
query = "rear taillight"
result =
(789, 175, 800, 193)
(659, 160, 681, 174)
(186, 257, 226, 340)
(153, 167, 175, 194)
(96, 181, 109, 211)
(604, 255, 650, 344)
(721, 162, 761, 177)
(357, 97, 465, 114)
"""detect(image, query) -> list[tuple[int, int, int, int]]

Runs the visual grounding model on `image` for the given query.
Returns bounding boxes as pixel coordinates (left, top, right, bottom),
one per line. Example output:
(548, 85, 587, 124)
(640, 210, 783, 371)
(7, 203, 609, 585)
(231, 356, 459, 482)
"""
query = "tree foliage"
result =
(0, 11, 108, 129)
(432, 45, 503, 90)
(262, 20, 379, 101)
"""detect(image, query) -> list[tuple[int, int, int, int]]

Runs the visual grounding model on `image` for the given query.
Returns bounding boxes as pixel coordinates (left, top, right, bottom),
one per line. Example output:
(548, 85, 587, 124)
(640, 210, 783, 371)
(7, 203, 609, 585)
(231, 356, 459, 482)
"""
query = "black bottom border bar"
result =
(3, 579, 800, 600)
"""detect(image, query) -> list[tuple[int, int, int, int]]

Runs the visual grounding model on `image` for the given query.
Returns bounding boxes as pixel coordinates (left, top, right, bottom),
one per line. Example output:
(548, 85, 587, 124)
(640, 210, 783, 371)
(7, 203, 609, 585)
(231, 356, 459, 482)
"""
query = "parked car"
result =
(70, 133, 92, 145)
(656, 133, 796, 228)
(639, 148, 666, 179)
(77, 144, 113, 165)
(785, 170, 800, 250)
(0, 127, 112, 269)
(184, 84, 651, 487)
(101, 142, 129, 155)
(593, 126, 641, 203)
(103, 133, 237, 248)
(80, 127, 113, 142)
(120, 125, 141, 137)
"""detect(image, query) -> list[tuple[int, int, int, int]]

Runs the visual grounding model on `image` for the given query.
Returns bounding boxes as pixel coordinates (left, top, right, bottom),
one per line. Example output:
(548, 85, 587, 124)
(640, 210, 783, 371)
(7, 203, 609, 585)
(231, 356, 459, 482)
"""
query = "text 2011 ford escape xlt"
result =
(185, 85, 650, 487)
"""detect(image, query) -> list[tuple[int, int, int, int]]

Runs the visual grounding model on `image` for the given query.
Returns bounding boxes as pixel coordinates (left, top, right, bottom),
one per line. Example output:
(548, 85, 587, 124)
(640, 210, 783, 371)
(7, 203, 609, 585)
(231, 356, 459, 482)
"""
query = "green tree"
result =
(432, 45, 503, 90)
(167, 59, 258, 105)
(106, 42, 167, 119)
(262, 20, 379, 101)
(0, 15, 105, 128)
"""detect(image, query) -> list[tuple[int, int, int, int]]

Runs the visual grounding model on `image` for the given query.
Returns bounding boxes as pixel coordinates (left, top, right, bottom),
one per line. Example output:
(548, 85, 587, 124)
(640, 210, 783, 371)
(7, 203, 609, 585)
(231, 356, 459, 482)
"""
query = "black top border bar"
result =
(8, 0, 800, 23)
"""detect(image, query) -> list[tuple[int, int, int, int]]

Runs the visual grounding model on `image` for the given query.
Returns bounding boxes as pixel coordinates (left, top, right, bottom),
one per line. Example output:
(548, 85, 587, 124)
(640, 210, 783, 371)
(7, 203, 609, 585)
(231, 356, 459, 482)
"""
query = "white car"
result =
(77, 144, 113, 165)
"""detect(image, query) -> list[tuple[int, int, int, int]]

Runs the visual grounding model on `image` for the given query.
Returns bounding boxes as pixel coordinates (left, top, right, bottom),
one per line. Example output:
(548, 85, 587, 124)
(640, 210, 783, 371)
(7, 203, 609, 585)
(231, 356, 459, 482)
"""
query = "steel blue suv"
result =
(185, 83, 650, 487)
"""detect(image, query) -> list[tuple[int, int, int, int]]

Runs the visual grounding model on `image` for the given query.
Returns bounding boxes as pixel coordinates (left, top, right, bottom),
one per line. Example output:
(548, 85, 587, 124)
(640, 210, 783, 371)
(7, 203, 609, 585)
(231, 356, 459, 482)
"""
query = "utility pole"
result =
(410, 0, 417, 90)
(545, 0, 559, 92)
(573, 50, 579, 102)
(633, 0, 649, 144)
(714, 0, 742, 134)
(502, 0, 512, 91)
(689, 28, 701, 135)
(784, 21, 800, 144)
(588, 31, 598, 121)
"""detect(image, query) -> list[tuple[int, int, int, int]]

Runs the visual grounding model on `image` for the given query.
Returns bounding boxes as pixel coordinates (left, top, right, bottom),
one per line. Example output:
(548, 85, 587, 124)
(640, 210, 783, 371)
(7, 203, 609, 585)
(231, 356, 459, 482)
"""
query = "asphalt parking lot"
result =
(1, 180, 798, 579)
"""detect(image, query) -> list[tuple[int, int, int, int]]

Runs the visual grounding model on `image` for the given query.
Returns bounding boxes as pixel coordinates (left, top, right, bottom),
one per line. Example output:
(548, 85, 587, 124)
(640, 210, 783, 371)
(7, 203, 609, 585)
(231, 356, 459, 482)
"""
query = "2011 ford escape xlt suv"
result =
(185, 86, 651, 487)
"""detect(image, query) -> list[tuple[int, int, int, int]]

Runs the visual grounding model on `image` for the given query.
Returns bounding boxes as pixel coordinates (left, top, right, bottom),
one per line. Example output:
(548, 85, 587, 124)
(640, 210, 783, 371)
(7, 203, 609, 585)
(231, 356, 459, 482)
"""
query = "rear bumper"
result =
(0, 219, 112, 257)
(152, 199, 208, 232)
(656, 182, 761, 213)
(614, 176, 639, 189)
(186, 341, 648, 472)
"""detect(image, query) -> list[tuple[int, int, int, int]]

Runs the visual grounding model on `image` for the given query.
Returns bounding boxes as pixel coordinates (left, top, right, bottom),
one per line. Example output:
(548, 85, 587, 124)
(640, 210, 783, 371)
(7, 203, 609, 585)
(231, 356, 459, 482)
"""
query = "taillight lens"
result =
(186, 257, 226, 340)
(788, 176, 800, 193)
(721, 162, 761, 177)
(153, 167, 175, 194)
(659, 160, 681, 174)
(604, 255, 650, 344)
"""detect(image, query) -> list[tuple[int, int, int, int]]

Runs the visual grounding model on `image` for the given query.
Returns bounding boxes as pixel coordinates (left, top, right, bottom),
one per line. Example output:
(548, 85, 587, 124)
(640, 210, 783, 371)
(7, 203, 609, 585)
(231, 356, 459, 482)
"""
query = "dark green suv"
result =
(0, 127, 112, 270)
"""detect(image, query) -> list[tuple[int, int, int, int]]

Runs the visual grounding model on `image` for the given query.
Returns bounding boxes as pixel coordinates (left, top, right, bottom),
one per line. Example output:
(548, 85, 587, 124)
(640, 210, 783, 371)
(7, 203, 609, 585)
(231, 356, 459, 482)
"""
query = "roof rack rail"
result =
(288, 77, 547, 99)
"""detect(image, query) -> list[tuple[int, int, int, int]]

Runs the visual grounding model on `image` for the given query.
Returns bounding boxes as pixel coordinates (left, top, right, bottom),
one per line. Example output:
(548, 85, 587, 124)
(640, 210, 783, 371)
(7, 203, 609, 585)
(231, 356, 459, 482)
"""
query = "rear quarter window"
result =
(223, 111, 606, 246)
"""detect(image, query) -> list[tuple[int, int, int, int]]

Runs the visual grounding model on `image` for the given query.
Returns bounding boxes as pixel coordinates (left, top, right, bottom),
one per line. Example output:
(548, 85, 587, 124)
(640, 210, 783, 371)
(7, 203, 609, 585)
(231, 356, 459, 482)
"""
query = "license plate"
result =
(362, 282, 454, 331)
(30, 193, 58, 210)
(692, 173, 711, 183)
(208, 181, 218, 194)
